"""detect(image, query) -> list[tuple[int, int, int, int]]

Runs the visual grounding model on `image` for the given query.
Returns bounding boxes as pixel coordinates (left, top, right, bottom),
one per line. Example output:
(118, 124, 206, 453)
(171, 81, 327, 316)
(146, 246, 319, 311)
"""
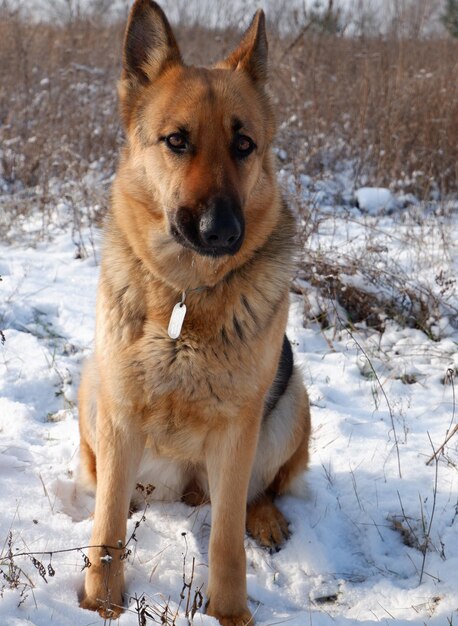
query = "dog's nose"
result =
(199, 196, 244, 253)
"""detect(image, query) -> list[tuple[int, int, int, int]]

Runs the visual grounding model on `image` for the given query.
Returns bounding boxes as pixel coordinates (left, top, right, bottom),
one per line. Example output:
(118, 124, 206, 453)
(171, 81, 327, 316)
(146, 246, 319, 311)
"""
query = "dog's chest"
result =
(140, 332, 241, 399)
(128, 325, 256, 460)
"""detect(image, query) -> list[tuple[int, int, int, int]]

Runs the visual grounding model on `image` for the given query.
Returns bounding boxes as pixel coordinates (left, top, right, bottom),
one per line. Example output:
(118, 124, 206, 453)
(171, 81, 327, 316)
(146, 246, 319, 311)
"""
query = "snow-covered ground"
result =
(1, 179, 457, 626)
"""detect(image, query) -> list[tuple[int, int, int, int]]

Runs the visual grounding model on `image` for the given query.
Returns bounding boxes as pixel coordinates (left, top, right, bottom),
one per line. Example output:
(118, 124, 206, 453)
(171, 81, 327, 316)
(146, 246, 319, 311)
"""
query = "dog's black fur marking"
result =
(263, 334, 293, 417)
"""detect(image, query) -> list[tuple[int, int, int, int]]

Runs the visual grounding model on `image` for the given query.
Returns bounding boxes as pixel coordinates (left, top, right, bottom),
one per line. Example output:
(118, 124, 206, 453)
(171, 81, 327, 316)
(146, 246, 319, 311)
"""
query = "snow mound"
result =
(355, 187, 396, 214)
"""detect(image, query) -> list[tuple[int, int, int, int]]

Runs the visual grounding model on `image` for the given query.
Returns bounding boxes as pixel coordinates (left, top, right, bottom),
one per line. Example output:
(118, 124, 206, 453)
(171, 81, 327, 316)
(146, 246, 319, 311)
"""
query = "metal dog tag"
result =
(168, 302, 187, 339)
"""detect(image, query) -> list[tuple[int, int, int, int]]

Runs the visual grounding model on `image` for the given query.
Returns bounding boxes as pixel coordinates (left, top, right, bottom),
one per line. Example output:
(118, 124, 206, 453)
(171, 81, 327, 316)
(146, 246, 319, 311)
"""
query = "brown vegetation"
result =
(274, 35, 458, 197)
(1, 6, 457, 231)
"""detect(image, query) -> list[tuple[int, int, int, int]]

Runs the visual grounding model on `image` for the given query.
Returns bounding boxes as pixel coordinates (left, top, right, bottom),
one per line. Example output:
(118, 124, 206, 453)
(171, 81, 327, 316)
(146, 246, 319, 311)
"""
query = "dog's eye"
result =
(165, 133, 188, 153)
(233, 135, 255, 158)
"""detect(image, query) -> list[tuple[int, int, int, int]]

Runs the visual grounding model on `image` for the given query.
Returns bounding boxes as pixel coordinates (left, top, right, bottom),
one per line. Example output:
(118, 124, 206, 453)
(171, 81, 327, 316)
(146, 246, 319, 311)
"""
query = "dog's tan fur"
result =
(78, 2, 311, 624)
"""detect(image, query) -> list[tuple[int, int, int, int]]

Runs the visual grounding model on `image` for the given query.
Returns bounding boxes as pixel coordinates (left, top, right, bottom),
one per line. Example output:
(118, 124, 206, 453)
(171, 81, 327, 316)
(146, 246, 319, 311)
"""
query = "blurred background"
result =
(1, 0, 456, 233)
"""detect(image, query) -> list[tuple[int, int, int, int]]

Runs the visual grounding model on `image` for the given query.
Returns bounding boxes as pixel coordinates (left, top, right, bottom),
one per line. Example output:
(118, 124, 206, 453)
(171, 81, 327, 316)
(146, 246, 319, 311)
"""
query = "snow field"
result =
(0, 191, 457, 625)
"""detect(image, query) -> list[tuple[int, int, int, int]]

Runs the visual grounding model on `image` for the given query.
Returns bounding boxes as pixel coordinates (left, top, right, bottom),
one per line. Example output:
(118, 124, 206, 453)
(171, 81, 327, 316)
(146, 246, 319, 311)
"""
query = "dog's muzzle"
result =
(171, 195, 245, 257)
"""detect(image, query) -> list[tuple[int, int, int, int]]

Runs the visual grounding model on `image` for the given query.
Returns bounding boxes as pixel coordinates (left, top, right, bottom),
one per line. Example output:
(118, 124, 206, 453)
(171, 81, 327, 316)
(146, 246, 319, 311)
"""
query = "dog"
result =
(78, 1, 311, 624)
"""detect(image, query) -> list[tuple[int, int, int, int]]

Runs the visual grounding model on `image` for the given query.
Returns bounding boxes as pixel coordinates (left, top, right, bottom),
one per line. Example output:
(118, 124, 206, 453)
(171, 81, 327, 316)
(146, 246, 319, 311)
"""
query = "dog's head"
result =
(116, 0, 279, 286)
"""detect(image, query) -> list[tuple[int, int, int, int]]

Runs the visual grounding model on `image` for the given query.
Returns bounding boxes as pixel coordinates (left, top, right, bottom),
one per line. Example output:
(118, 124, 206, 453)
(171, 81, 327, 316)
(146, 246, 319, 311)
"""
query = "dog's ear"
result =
(122, 0, 182, 85)
(220, 10, 268, 86)
(119, 1, 182, 126)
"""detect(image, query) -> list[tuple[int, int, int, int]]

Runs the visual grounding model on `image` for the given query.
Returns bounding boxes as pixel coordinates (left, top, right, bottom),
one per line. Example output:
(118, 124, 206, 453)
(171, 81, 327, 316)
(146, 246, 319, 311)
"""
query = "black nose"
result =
(199, 196, 244, 255)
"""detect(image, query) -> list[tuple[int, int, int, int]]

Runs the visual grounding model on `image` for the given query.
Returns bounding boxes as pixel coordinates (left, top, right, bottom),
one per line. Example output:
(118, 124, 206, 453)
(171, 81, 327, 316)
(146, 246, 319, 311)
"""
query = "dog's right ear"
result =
(119, 1, 181, 124)
(122, 0, 181, 84)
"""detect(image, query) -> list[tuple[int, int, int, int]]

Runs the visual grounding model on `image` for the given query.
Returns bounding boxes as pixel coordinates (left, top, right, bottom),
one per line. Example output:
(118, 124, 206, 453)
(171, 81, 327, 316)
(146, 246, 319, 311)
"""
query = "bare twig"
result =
(419, 433, 440, 585)
(426, 368, 457, 465)
(332, 302, 402, 478)
(1, 508, 148, 573)
(281, 21, 312, 58)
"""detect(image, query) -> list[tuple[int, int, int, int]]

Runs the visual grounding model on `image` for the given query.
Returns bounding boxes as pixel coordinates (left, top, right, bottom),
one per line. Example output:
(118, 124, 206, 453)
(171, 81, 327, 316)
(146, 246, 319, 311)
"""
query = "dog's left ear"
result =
(219, 10, 268, 86)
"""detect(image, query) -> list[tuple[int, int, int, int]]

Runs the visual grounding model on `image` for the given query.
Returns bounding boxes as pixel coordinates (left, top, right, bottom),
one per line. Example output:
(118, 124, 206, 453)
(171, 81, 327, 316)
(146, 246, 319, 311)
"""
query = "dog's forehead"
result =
(146, 66, 265, 133)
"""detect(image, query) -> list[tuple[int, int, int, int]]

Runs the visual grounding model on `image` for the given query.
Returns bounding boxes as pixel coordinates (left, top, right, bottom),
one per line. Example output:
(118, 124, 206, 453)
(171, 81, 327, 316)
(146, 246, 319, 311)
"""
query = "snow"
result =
(355, 187, 396, 214)
(1, 184, 457, 625)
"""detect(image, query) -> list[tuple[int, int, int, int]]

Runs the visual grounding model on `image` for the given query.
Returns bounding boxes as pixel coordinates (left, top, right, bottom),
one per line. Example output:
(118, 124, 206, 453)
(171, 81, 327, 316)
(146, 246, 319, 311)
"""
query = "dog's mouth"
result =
(169, 197, 245, 258)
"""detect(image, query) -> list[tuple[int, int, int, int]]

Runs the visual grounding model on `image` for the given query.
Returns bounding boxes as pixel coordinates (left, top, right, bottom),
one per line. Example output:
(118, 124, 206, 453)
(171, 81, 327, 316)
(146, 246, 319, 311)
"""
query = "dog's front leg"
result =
(205, 404, 262, 626)
(80, 404, 145, 618)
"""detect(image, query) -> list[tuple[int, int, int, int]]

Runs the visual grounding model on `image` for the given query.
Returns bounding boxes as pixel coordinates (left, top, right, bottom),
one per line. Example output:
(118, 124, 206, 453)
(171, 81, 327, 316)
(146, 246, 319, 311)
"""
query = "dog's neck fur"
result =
(99, 193, 295, 343)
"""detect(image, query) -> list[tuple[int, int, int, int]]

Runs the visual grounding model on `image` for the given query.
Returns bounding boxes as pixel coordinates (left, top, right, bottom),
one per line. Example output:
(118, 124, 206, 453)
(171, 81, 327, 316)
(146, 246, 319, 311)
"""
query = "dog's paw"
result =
(80, 593, 124, 619)
(246, 496, 290, 551)
(217, 614, 253, 626)
(206, 605, 253, 626)
(80, 567, 124, 619)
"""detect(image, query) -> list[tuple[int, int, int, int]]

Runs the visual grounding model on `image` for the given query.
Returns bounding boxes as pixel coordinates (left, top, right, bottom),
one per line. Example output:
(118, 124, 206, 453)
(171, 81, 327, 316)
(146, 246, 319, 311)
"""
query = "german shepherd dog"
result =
(78, 1, 311, 623)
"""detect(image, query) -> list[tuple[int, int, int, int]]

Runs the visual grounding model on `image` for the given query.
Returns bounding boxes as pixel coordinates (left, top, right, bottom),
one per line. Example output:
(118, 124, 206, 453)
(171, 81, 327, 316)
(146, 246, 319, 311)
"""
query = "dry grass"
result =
(272, 35, 458, 198)
(1, 6, 456, 225)
(293, 199, 458, 337)
(0, 11, 123, 236)
(1, 521, 203, 625)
